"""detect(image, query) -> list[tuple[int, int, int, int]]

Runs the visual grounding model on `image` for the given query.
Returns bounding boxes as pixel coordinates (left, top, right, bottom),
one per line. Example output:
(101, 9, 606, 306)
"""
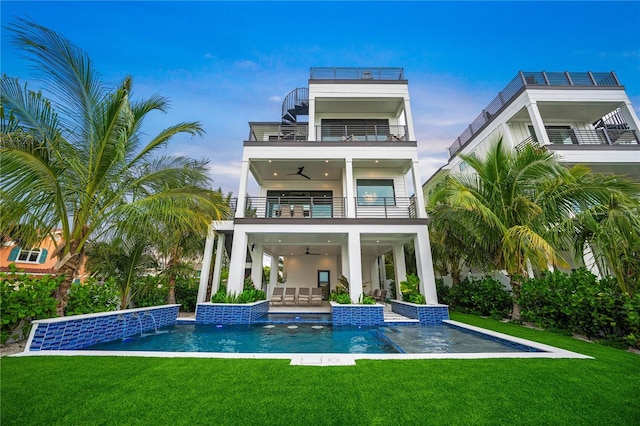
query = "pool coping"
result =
(12, 319, 593, 364)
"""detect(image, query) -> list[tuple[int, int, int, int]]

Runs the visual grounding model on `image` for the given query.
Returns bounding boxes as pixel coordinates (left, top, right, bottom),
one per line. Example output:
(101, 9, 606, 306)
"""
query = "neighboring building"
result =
(0, 230, 60, 276)
(424, 71, 640, 196)
(198, 67, 438, 304)
(422, 71, 640, 281)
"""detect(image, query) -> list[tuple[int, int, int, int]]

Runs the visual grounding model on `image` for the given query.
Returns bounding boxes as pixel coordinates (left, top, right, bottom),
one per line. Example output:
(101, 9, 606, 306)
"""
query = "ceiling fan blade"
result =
(300, 173, 311, 180)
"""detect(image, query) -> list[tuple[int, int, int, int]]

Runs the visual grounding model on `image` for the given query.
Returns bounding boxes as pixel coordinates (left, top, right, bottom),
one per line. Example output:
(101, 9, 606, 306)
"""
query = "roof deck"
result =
(447, 71, 623, 158)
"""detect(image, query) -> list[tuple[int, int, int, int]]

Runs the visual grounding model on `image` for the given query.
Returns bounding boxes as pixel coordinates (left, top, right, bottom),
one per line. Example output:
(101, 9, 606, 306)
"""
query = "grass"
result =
(1, 312, 639, 425)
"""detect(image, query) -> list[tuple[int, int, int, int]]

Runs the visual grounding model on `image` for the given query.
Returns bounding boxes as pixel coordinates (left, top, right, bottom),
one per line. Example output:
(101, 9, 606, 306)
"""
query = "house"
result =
(424, 70, 640, 192)
(422, 70, 640, 280)
(1, 230, 59, 276)
(197, 67, 439, 306)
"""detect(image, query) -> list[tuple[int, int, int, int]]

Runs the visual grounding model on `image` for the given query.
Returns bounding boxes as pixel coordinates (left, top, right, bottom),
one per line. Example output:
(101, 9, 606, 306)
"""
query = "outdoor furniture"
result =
(270, 287, 284, 304)
(374, 289, 387, 304)
(292, 205, 304, 218)
(283, 287, 297, 305)
(310, 288, 323, 305)
(297, 287, 310, 304)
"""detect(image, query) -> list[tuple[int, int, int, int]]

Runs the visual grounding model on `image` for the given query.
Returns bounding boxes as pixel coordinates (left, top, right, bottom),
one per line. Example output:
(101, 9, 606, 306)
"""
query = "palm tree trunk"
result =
(166, 255, 177, 305)
(54, 253, 81, 316)
(510, 277, 522, 321)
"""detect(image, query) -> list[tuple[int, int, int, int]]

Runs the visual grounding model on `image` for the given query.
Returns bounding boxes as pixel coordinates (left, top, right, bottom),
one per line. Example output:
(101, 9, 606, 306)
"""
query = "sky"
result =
(2, 1, 639, 195)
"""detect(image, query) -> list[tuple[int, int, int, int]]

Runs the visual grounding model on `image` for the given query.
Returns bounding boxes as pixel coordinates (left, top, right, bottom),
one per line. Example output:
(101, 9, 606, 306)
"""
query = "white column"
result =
(341, 242, 350, 280)
(526, 102, 550, 146)
(413, 229, 438, 304)
(269, 255, 278, 299)
(347, 231, 363, 303)
(403, 99, 415, 141)
(393, 244, 407, 301)
(308, 97, 316, 141)
(583, 243, 602, 279)
(411, 160, 427, 218)
(211, 233, 225, 295)
(227, 231, 248, 295)
(197, 225, 216, 303)
(378, 255, 386, 291)
(235, 160, 250, 218)
(370, 258, 380, 291)
(250, 242, 263, 290)
(345, 158, 356, 218)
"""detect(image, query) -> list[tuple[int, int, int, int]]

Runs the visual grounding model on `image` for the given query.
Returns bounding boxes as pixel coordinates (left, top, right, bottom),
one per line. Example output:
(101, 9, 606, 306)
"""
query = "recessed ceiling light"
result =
(325, 160, 329, 163)
(324, 172, 328, 176)
(278, 240, 282, 243)
(327, 240, 331, 243)
(268, 160, 272, 163)
(376, 240, 380, 243)
(273, 172, 278, 176)
(375, 160, 379, 163)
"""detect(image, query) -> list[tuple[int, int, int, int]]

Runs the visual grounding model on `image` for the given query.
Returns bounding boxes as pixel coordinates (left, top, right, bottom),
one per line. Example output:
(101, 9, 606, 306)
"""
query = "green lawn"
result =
(2, 313, 639, 425)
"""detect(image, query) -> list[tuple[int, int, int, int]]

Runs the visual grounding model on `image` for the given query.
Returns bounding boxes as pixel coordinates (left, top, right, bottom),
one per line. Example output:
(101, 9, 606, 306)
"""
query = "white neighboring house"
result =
(423, 70, 640, 279)
(198, 67, 438, 305)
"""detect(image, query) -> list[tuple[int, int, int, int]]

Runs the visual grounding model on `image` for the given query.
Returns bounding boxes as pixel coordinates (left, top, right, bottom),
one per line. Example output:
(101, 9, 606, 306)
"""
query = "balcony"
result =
(248, 124, 408, 142)
(242, 196, 417, 219)
(516, 128, 640, 151)
(447, 71, 623, 158)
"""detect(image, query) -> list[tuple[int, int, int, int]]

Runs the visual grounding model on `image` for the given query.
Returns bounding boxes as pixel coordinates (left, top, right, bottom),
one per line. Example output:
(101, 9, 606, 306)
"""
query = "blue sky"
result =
(2, 1, 639, 194)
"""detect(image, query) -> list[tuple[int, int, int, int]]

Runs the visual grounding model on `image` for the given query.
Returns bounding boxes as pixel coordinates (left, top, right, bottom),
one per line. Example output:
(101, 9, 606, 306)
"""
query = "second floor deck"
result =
(248, 123, 409, 143)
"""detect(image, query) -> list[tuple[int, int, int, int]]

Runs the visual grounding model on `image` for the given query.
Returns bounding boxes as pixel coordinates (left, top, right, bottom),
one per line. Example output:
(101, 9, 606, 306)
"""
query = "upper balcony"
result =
(447, 71, 623, 158)
(248, 123, 409, 143)
(309, 67, 405, 81)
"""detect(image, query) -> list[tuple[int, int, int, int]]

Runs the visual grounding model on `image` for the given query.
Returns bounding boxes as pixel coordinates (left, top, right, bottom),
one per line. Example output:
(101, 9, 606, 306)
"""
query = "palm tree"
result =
(1, 19, 226, 315)
(429, 136, 639, 319)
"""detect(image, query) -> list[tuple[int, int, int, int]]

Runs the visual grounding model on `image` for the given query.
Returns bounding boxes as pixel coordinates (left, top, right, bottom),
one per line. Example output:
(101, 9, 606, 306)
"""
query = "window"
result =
(459, 160, 469, 172)
(8, 247, 48, 264)
(357, 179, 395, 206)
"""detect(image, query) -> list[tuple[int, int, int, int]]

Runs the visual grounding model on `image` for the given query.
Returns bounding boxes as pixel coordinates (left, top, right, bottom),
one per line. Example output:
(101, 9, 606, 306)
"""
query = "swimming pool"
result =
(82, 323, 542, 354)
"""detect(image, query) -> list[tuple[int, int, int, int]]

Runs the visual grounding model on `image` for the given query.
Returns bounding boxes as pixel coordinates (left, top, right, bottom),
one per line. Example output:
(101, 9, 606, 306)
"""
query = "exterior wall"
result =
(26, 305, 180, 351)
(283, 255, 338, 290)
(1, 234, 60, 273)
(195, 300, 269, 324)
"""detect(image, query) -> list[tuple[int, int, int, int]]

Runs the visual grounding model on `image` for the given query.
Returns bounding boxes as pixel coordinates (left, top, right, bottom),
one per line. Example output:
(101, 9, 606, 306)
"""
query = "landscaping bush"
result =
(0, 270, 60, 343)
(518, 268, 640, 348)
(65, 277, 119, 316)
(435, 278, 450, 304)
(175, 276, 199, 312)
(400, 273, 426, 304)
(329, 275, 351, 304)
(210, 281, 266, 304)
(446, 276, 512, 319)
(131, 276, 168, 307)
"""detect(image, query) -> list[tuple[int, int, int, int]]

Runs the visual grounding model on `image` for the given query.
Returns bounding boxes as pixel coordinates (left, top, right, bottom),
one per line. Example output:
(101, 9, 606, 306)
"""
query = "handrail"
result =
(447, 71, 622, 158)
(315, 125, 408, 142)
(516, 129, 639, 148)
(310, 67, 405, 81)
(244, 197, 347, 219)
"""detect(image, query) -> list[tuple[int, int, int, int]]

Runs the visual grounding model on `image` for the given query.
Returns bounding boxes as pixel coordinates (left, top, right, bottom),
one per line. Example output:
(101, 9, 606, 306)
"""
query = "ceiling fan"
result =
(302, 247, 321, 256)
(287, 166, 311, 180)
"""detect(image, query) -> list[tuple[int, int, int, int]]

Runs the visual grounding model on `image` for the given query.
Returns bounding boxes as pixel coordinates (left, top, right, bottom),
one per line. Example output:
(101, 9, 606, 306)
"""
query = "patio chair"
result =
(292, 205, 304, 218)
(270, 287, 284, 305)
(310, 288, 323, 305)
(374, 289, 387, 304)
(297, 287, 310, 305)
(283, 287, 297, 305)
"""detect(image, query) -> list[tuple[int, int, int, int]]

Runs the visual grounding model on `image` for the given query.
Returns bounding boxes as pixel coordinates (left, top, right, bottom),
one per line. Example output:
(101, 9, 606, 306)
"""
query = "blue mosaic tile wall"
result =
(445, 322, 542, 352)
(29, 305, 179, 351)
(195, 301, 269, 324)
(331, 304, 384, 326)
(391, 301, 450, 325)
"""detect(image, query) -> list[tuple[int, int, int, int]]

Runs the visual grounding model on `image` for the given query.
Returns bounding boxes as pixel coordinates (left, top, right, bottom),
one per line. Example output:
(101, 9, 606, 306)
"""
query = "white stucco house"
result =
(197, 67, 438, 306)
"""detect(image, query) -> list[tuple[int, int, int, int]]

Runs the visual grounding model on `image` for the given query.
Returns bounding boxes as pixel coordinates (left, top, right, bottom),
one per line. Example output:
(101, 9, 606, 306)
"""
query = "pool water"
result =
(83, 323, 541, 354)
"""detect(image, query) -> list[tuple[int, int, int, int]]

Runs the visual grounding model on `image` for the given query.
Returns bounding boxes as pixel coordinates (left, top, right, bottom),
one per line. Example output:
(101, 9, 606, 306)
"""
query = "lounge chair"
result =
(270, 287, 284, 305)
(297, 287, 310, 305)
(374, 289, 387, 304)
(310, 288, 323, 305)
(292, 205, 304, 218)
(283, 287, 297, 305)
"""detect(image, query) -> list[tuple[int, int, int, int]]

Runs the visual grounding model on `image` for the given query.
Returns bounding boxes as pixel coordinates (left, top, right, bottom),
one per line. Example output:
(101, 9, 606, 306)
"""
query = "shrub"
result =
(435, 278, 450, 304)
(131, 276, 168, 307)
(0, 271, 60, 343)
(66, 277, 119, 316)
(175, 276, 199, 312)
(447, 276, 512, 318)
(210, 282, 266, 304)
(400, 273, 426, 304)
(329, 293, 352, 304)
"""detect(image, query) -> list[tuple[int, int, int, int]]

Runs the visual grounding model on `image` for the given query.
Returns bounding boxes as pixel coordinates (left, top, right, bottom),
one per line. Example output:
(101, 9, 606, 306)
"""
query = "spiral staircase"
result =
(281, 88, 309, 124)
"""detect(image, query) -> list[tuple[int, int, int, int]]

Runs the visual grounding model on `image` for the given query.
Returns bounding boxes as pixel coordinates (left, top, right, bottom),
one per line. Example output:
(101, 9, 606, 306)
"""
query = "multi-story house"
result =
(422, 71, 640, 278)
(425, 70, 640, 191)
(197, 67, 439, 306)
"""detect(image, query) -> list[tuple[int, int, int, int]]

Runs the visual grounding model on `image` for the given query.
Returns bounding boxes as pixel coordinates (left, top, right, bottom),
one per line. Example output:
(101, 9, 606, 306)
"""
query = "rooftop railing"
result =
(447, 71, 623, 158)
(310, 67, 405, 81)
(515, 128, 639, 152)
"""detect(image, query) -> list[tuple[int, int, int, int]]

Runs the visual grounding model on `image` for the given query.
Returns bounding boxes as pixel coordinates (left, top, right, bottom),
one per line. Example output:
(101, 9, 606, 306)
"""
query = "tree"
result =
(1, 19, 227, 315)
(429, 136, 639, 320)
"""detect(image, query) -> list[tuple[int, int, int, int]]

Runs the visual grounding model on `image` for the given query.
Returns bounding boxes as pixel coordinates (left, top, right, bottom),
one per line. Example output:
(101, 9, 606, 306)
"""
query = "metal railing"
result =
(355, 197, 417, 219)
(245, 197, 347, 219)
(315, 125, 408, 142)
(248, 123, 309, 141)
(447, 71, 622, 158)
(546, 128, 639, 145)
(281, 87, 309, 124)
(310, 67, 405, 81)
